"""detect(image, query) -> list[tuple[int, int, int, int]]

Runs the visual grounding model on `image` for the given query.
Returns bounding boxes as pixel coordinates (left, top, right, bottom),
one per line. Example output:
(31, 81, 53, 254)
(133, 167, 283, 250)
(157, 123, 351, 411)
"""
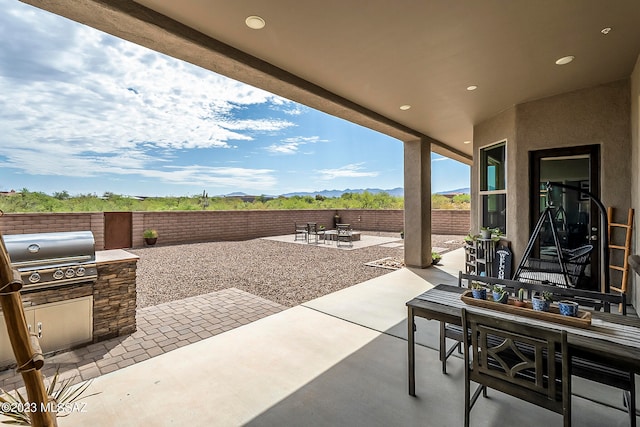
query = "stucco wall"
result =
(472, 108, 517, 237)
(630, 55, 640, 308)
(473, 79, 632, 298)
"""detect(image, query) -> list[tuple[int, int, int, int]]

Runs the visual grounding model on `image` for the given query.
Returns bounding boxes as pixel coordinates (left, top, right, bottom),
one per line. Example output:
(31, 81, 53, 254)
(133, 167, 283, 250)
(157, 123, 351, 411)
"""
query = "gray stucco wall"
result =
(472, 108, 516, 238)
(473, 79, 632, 298)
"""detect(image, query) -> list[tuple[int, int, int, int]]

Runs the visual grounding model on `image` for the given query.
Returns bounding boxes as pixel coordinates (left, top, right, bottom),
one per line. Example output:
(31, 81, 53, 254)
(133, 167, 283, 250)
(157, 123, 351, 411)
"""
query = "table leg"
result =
(408, 306, 416, 396)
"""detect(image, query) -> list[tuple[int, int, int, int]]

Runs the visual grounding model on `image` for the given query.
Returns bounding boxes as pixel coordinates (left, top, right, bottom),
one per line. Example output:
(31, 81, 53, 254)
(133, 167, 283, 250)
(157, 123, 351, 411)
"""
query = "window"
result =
(479, 141, 506, 233)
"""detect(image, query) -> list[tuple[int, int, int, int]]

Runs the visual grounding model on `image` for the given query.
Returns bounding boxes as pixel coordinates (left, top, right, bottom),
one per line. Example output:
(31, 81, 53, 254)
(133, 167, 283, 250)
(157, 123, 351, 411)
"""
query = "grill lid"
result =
(4, 231, 96, 267)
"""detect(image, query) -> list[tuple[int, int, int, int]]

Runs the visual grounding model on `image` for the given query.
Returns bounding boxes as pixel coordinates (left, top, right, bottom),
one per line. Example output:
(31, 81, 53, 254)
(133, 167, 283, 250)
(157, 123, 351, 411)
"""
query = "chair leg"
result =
(439, 322, 448, 374)
(464, 375, 471, 427)
(623, 389, 637, 427)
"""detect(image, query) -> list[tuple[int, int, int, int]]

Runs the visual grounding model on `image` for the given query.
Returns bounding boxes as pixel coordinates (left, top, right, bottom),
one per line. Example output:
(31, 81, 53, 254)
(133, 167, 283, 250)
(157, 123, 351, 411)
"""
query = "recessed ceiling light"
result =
(399, 105, 411, 110)
(463, 140, 471, 144)
(466, 85, 477, 91)
(601, 27, 612, 35)
(245, 15, 266, 30)
(555, 55, 575, 65)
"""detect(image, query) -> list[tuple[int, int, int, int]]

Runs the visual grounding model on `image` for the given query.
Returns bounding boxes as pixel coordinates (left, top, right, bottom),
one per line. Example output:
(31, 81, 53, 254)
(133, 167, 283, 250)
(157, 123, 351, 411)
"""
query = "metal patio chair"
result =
(294, 222, 307, 241)
(336, 223, 353, 247)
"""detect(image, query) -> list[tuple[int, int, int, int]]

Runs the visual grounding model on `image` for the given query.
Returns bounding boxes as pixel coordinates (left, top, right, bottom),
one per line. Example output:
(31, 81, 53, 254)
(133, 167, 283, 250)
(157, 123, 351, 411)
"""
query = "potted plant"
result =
(400, 230, 404, 239)
(490, 228, 505, 242)
(558, 300, 579, 317)
(143, 228, 158, 246)
(471, 281, 487, 300)
(333, 211, 341, 227)
(431, 251, 442, 265)
(464, 233, 479, 245)
(532, 291, 553, 311)
(492, 284, 508, 304)
(513, 288, 527, 307)
(480, 227, 492, 239)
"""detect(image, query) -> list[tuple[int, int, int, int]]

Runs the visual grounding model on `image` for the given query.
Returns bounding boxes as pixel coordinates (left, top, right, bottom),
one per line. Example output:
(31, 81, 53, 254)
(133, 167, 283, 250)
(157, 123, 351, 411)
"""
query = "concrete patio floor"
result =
(11, 248, 638, 426)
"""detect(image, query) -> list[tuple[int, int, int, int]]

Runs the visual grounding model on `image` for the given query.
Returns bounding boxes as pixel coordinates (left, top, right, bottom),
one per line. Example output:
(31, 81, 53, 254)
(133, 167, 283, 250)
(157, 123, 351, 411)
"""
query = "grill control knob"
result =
(29, 272, 41, 283)
(53, 269, 64, 280)
(65, 268, 76, 278)
(76, 267, 86, 277)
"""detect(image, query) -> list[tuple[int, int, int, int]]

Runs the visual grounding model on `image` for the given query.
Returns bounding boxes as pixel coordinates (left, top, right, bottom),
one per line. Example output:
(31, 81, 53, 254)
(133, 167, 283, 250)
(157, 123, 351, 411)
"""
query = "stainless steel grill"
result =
(4, 231, 98, 290)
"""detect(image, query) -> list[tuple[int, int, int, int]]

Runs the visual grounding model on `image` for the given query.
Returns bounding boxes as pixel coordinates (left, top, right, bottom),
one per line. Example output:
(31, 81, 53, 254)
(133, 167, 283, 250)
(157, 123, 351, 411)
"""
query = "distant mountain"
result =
(436, 187, 470, 194)
(280, 187, 404, 198)
(218, 186, 466, 198)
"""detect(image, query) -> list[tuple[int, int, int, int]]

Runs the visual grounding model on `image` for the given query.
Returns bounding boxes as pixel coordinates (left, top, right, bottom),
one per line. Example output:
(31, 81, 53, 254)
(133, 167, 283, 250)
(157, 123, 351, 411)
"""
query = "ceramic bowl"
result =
(558, 300, 579, 317)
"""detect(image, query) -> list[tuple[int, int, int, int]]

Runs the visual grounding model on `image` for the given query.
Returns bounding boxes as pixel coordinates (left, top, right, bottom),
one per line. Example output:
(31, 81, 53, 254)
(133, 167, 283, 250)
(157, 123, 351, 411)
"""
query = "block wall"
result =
(0, 212, 105, 250)
(0, 209, 470, 248)
(431, 210, 471, 235)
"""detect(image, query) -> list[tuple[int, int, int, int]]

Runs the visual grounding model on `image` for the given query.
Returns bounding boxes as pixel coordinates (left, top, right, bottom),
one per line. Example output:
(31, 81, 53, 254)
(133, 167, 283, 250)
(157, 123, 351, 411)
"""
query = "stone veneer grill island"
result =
(0, 249, 138, 369)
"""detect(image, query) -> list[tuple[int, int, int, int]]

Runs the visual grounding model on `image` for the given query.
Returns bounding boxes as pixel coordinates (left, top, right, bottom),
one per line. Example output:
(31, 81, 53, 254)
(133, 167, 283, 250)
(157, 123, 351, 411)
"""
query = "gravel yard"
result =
(130, 232, 464, 309)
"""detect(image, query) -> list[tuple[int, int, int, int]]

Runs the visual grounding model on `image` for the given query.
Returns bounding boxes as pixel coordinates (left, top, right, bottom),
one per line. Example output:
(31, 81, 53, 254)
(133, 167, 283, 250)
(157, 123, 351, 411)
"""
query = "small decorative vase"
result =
(532, 297, 550, 312)
(472, 289, 487, 300)
(558, 300, 579, 317)
(492, 291, 508, 304)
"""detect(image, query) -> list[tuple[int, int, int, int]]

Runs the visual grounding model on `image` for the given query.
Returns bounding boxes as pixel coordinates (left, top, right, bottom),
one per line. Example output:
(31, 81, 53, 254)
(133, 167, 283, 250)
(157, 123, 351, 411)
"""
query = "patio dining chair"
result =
(336, 223, 353, 247)
(294, 222, 307, 241)
(462, 308, 571, 427)
(306, 223, 324, 244)
(443, 273, 636, 427)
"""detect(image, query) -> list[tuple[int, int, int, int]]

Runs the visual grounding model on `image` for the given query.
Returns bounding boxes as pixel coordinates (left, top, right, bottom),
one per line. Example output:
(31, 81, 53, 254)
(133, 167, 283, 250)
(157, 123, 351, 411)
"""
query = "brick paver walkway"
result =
(0, 288, 286, 391)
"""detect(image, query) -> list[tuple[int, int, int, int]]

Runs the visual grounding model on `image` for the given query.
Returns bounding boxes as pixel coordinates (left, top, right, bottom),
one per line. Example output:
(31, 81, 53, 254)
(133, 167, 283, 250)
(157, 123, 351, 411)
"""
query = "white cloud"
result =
(316, 163, 379, 180)
(265, 136, 326, 154)
(281, 105, 306, 116)
(0, 2, 300, 185)
(139, 165, 277, 189)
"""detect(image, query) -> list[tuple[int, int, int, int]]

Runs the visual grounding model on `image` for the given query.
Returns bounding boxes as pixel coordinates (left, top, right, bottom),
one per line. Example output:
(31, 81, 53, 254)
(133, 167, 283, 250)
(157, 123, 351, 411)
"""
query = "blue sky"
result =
(0, 0, 470, 197)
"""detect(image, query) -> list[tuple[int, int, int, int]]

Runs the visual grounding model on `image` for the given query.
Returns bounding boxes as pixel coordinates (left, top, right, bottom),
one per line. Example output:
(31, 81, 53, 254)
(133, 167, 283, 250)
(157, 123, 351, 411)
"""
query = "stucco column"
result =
(404, 137, 432, 268)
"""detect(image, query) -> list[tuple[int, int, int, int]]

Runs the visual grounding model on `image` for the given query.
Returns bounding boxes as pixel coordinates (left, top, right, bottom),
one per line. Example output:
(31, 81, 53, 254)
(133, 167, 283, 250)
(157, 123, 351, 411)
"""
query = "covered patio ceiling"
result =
(20, 0, 640, 164)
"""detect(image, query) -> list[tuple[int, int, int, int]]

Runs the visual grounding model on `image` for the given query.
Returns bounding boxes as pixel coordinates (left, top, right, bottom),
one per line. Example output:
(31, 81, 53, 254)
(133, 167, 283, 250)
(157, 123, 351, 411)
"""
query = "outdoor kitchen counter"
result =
(1, 249, 139, 369)
(96, 249, 139, 265)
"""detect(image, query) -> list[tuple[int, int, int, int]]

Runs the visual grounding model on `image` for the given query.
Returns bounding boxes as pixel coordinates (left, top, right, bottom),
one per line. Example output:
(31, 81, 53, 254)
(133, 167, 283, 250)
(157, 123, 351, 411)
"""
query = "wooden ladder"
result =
(607, 207, 634, 311)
